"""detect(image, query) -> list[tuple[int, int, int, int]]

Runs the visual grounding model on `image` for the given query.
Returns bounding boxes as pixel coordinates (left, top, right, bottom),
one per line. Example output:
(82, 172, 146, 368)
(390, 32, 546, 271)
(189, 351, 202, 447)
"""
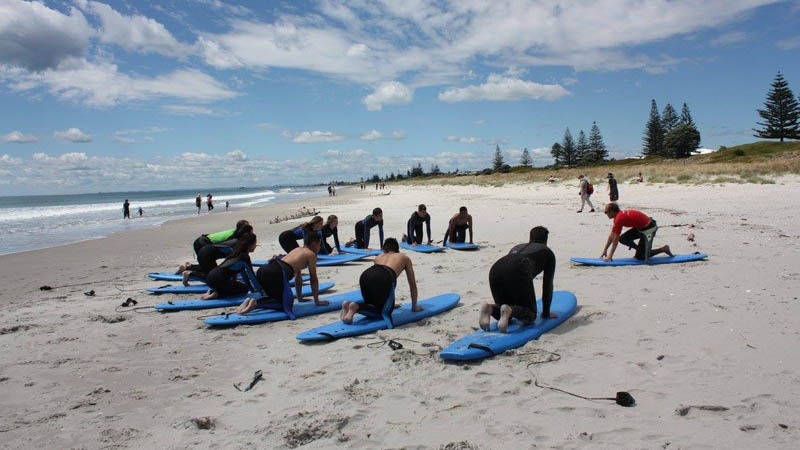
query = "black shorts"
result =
(256, 260, 295, 301)
(206, 268, 248, 298)
(354, 222, 366, 248)
(359, 265, 396, 316)
(193, 236, 211, 255)
(488, 255, 536, 323)
(279, 230, 300, 253)
(452, 224, 468, 243)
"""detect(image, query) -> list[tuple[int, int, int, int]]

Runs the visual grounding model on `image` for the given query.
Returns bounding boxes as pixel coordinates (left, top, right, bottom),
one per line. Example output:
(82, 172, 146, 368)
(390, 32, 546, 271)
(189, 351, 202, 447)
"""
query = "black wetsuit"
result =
(278, 227, 306, 253)
(487, 242, 555, 323)
(185, 238, 237, 280)
(619, 218, 657, 260)
(406, 212, 431, 245)
(354, 215, 384, 249)
(445, 218, 469, 244)
(358, 264, 396, 316)
(123, 201, 130, 219)
(609, 178, 619, 201)
(320, 224, 340, 254)
(205, 253, 260, 298)
(255, 259, 295, 303)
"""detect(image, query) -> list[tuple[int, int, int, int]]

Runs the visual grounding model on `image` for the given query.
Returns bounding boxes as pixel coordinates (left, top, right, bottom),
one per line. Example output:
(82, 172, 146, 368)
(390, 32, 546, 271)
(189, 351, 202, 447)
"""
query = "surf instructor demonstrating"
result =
(443, 206, 473, 245)
(601, 203, 672, 262)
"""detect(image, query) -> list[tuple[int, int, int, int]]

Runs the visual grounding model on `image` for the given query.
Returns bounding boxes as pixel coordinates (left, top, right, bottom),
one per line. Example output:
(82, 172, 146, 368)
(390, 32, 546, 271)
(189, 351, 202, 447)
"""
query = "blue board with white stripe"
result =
(203, 290, 363, 326)
(154, 282, 334, 311)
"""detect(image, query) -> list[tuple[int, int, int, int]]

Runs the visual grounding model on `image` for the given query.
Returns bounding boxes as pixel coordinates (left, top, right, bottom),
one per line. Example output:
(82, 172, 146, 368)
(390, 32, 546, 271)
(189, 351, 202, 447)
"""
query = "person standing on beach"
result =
(195, 194, 202, 214)
(443, 206, 473, 245)
(122, 199, 130, 219)
(607, 173, 619, 202)
(600, 203, 673, 261)
(480, 226, 557, 333)
(404, 204, 432, 246)
(278, 216, 324, 253)
(207, 194, 214, 212)
(577, 175, 595, 213)
(320, 215, 341, 254)
(351, 208, 384, 249)
(341, 238, 421, 325)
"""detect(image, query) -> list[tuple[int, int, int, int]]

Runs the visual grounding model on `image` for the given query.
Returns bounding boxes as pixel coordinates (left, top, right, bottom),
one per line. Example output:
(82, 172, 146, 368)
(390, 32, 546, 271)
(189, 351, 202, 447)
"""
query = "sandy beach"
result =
(2, 179, 799, 450)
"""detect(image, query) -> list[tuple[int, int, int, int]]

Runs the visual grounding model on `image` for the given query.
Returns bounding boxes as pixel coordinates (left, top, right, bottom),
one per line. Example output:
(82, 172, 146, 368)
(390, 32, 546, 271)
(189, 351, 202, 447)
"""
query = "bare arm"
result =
(308, 254, 327, 305)
(601, 232, 620, 261)
(468, 215, 474, 243)
(405, 257, 420, 311)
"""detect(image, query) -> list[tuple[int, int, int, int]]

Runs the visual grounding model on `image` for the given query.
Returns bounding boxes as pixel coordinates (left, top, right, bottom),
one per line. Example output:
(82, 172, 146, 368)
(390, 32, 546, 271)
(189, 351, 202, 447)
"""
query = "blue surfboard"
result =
(253, 253, 365, 267)
(203, 290, 364, 326)
(399, 242, 446, 253)
(147, 274, 312, 294)
(570, 252, 708, 267)
(154, 282, 335, 311)
(148, 272, 310, 283)
(297, 293, 460, 341)
(439, 291, 578, 361)
(339, 247, 383, 257)
(446, 242, 479, 251)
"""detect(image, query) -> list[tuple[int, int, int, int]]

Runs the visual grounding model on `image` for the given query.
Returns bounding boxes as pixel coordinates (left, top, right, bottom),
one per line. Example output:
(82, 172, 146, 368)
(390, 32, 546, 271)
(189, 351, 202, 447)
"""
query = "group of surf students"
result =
(177, 199, 672, 332)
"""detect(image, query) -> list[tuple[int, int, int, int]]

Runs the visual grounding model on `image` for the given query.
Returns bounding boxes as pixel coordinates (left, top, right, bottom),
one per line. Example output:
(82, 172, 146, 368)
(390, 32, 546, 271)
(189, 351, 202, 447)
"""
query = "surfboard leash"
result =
(526, 359, 636, 407)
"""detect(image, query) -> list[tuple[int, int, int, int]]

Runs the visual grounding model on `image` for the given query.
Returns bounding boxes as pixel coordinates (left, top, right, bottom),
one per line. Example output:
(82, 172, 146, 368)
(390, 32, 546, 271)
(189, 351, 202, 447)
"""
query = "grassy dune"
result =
(396, 141, 800, 186)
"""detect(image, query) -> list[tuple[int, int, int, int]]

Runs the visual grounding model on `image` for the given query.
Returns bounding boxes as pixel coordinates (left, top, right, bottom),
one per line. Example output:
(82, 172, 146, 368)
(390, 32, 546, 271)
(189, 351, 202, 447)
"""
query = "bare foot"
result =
(182, 271, 191, 287)
(498, 304, 512, 333)
(342, 302, 359, 324)
(201, 291, 218, 300)
(340, 302, 349, 321)
(479, 303, 492, 331)
(236, 299, 257, 314)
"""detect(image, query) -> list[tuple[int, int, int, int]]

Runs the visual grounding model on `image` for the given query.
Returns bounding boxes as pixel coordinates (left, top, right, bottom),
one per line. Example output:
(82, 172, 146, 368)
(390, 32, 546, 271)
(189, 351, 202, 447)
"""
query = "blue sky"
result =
(1, 0, 799, 194)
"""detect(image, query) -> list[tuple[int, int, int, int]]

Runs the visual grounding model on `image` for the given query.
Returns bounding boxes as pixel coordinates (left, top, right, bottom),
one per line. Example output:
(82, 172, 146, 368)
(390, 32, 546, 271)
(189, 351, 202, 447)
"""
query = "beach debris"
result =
(39, 285, 52, 291)
(1, 324, 38, 335)
(438, 442, 482, 450)
(119, 298, 137, 307)
(779, 423, 788, 429)
(657, 355, 665, 361)
(269, 207, 320, 224)
(84, 290, 95, 297)
(739, 424, 760, 432)
(675, 405, 729, 416)
(190, 416, 216, 430)
(687, 233, 695, 242)
(234, 370, 263, 392)
(90, 314, 127, 324)
(283, 414, 349, 448)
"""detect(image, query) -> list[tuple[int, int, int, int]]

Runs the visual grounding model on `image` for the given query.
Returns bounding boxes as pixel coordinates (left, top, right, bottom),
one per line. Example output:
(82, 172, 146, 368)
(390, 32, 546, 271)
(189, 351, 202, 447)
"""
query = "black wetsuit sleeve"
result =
(363, 217, 371, 249)
(425, 214, 431, 242)
(243, 258, 264, 295)
(332, 227, 341, 252)
(541, 249, 555, 317)
(378, 222, 384, 247)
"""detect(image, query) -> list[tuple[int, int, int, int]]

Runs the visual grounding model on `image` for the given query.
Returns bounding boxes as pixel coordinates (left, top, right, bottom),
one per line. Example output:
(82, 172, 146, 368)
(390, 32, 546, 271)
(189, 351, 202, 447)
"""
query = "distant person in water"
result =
(207, 194, 214, 212)
(443, 206, 472, 245)
(403, 204, 432, 246)
(480, 226, 557, 333)
(123, 199, 130, 219)
(195, 194, 202, 214)
(201, 233, 260, 300)
(349, 207, 384, 249)
(607, 173, 619, 202)
(341, 238, 420, 324)
(278, 215, 324, 253)
(320, 215, 341, 254)
(225, 201, 229, 212)
(237, 232, 329, 314)
(138, 207, 143, 217)
(192, 219, 250, 255)
(601, 203, 672, 262)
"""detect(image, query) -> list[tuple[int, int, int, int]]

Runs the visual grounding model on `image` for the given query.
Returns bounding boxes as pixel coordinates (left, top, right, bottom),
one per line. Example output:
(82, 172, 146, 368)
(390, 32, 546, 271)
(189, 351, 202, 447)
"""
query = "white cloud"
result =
(391, 130, 407, 140)
(292, 131, 346, 143)
(2, 60, 238, 107)
(562, 77, 578, 86)
(115, 126, 168, 136)
(473, 119, 486, 126)
(776, 36, 800, 50)
(447, 135, 481, 144)
(3, 131, 38, 143)
(226, 149, 248, 161)
(363, 81, 413, 111)
(162, 104, 217, 115)
(439, 74, 569, 103)
(0, 154, 22, 164)
(321, 148, 369, 158)
(194, 0, 252, 17)
(54, 128, 92, 143)
(710, 31, 749, 47)
(360, 129, 383, 141)
(0, 1, 92, 71)
(76, 0, 194, 57)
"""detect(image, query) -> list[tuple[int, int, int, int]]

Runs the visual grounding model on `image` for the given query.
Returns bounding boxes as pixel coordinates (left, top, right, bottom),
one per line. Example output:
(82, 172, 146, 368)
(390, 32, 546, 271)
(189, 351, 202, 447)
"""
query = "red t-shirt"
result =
(612, 210, 651, 235)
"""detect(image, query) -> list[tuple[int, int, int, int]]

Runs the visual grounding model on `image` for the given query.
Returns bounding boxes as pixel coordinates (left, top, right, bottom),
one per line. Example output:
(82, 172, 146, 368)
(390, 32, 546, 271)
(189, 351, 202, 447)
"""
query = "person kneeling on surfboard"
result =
(192, 219, 250, 255)
(443, 206, 473, 245)
(201, 233, 260, 300)
(319, 215, 341, 254)
(480, 226, 557, 333)
(349, 208, 384, 250)
(600, 203, 672, 262)
(341, 238, 421, 324)
(237, 232, 329, 314)
(403, 204, 432, 247)
(178, 224, 253, 286)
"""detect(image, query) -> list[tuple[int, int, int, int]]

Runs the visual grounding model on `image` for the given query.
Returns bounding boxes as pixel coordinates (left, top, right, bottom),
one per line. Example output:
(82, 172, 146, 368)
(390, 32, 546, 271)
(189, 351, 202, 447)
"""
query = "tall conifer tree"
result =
(588, 121, 608, 162)
(561, 128, 576, 166)
(576, 130, 589, 166)
(493, 145, 505, 170)
(754, 72, 799, 142)
(520, 147, 532, 167)
(551, 142, 563, 165)
(662, 104, 679, 133)
(643, 99, 665, 156)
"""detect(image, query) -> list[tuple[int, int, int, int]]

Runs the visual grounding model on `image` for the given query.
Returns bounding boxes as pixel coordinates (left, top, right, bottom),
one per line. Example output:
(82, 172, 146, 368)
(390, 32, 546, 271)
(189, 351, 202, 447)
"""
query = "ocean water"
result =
(0, 186, 326, 255)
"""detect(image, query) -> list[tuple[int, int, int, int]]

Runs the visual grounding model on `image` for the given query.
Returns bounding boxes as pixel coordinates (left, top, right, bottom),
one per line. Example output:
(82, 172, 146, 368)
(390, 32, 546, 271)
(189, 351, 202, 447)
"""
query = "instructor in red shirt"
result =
(601, 203, 672, 262)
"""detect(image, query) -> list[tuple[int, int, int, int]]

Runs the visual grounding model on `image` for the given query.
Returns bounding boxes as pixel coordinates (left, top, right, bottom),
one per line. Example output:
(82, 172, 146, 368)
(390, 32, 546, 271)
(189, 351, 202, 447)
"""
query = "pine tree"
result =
(680, 103, 695, 127)
(576, 130, 589, 166)
(643, 99, 665, 157)
(664, 124, 701, 158)
(561, 128, 576, 166)
(662, 104, 679, 133)
(550, 142, 563, 166)
(430, 164, 441, 175)
(588, 121, 608, 163)
(520, 147, 532, 167)
(754, 72, 800, 142)
(493, 145, 505, 170)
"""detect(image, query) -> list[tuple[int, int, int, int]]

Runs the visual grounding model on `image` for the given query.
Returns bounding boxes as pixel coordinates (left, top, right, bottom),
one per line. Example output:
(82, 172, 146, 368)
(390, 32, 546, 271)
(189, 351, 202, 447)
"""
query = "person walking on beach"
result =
(607, 173, 619, 202)
(600, 203, 673, 262)
(341, 238, 421, 325)
(225, 201, 229, 212)
(123, 199, 130, 219)
(577, 175, 594, 213)
(328, 185, 333, 196)
(237, 232, 329, 315)
(443, 206, 473, 245)
(350, 207, 384, 249)
(479, 226, 557, 333)
(403, 204, 432, 246)
(195, 194, 202, 214)
(207, 194, 214, 212)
